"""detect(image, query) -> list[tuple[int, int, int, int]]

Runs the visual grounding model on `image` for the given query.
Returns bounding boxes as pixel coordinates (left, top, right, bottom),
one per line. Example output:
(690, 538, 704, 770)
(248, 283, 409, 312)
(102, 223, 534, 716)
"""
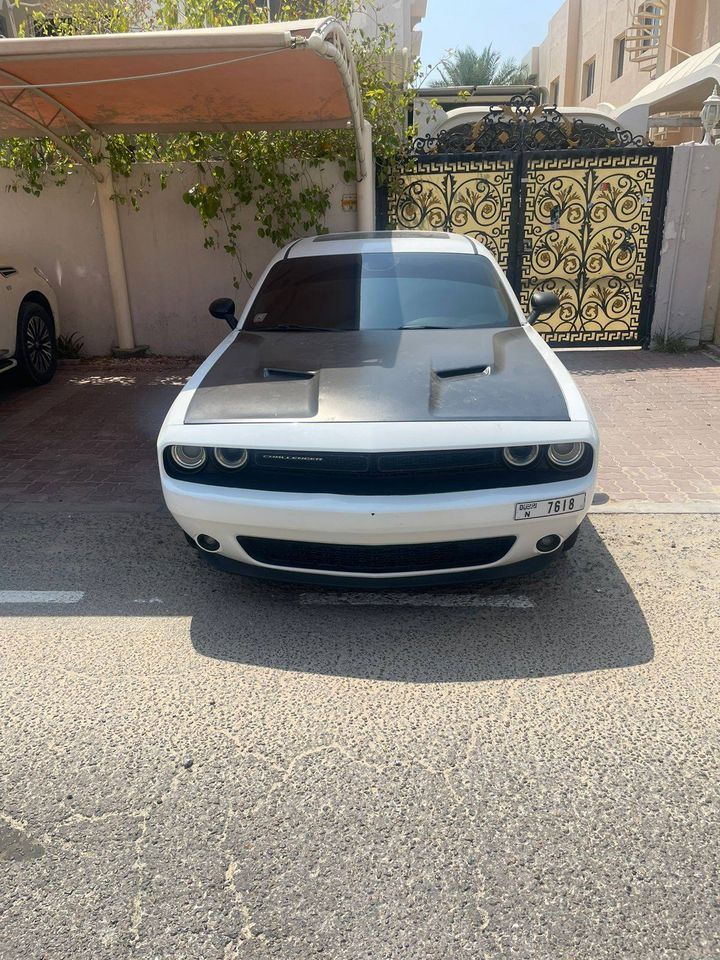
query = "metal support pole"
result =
(92, 139, 137, 352)
(356, 120, 375, 232)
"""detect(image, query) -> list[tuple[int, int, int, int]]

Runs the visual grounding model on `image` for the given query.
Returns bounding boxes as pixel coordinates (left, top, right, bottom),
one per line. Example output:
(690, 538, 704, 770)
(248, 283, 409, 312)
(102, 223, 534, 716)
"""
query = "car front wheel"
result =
(15, 302, 57, 386)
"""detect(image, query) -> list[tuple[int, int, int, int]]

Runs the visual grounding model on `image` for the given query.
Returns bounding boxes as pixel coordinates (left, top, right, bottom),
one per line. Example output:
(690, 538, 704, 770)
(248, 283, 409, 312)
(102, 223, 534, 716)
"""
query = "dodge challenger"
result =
(158, 231, 598, 586)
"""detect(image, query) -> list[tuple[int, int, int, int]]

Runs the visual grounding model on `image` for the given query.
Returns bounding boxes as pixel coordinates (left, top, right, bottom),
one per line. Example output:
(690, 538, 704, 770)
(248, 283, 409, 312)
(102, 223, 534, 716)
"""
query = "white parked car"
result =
(0, 257, 60, 385)
(158, 232, 598, 586)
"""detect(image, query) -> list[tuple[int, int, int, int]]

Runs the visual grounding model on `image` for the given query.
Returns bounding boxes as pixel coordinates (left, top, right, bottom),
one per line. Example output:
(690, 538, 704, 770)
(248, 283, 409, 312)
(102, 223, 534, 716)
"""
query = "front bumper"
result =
(162, 472, 595, 583)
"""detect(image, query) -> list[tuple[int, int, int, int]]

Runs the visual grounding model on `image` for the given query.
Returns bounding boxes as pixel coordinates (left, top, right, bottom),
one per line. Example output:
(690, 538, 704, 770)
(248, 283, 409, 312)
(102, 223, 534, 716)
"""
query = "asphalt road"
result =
(1, 510, 718, 960)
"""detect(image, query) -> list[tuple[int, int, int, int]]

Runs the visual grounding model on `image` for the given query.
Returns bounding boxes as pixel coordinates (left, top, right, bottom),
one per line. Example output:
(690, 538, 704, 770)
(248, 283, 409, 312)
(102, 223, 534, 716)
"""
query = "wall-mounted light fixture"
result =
(701, 84, 720, 145)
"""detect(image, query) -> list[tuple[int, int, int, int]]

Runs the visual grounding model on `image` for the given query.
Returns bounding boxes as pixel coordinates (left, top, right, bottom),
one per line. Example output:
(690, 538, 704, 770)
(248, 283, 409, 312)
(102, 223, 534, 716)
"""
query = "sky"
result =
(418, 0, 562, 78)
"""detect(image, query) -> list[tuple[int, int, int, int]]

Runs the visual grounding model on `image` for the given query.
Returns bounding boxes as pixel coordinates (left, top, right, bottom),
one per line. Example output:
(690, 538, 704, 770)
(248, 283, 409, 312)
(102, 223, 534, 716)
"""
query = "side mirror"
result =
(209, 297, 238, 330)
(527, 290, 560, 325)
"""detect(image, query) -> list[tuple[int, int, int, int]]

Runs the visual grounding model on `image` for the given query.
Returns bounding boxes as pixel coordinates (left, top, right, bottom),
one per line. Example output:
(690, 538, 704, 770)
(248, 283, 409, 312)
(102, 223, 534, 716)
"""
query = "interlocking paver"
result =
(561, 348, 720, 503)
(0, 360, 194, 508)
(0, 350, 718, 507)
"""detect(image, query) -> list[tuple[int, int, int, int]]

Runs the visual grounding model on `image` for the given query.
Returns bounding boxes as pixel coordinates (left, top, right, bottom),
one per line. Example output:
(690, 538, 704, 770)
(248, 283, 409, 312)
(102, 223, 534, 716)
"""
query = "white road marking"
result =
(0, 590, 84, 604)
(300, 592, 534, 608)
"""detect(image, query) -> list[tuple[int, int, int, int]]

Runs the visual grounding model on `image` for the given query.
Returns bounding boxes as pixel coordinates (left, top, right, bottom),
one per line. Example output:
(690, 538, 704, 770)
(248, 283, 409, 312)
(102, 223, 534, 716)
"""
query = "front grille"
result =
(237, 536, 516, 574)
(164, 445, 594, 495)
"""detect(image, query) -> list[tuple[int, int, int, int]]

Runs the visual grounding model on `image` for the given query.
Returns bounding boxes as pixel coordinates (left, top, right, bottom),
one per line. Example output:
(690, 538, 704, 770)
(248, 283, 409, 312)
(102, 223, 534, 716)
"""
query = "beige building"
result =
(525, 0, 720, 126)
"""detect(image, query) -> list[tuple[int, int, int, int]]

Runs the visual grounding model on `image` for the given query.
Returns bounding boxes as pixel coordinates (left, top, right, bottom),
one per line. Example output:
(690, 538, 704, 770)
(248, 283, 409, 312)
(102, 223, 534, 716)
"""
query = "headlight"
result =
(503, 445, 540, 468)
(214, 447, 248, 470)
(169, 445, 207, 471)
(548, 442, 586, 467)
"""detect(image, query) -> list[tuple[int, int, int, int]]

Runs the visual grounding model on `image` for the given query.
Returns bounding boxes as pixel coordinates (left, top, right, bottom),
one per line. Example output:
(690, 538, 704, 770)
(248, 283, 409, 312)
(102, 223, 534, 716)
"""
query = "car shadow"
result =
(1, 511, 653, 683)
(189, 522, 652, 682)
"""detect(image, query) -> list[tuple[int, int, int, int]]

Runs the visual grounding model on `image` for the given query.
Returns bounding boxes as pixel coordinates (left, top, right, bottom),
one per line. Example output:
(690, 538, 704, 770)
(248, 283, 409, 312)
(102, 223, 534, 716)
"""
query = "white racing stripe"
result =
(0, 591, 85, 604)
(300, 592, 534, 608)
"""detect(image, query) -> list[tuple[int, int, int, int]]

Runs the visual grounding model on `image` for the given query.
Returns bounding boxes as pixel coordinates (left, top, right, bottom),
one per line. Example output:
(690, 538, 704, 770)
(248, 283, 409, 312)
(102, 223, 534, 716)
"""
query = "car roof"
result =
(286, 231, 489, 259)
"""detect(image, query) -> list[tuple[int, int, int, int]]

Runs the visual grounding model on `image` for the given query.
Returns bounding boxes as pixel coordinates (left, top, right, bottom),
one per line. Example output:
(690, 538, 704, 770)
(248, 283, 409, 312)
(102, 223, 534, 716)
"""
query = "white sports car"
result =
(158, 232, 598, 586)
(0, 256, 60, 385)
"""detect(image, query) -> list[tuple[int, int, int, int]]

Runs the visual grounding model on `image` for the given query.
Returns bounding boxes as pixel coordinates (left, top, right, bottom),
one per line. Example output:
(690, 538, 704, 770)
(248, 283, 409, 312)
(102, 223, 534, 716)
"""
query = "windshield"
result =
(245, 252, 518, 332)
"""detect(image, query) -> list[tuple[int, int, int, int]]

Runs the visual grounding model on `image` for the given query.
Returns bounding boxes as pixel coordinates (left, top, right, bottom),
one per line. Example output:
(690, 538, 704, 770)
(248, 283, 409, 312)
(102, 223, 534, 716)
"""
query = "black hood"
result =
(185, 327, 569, 424)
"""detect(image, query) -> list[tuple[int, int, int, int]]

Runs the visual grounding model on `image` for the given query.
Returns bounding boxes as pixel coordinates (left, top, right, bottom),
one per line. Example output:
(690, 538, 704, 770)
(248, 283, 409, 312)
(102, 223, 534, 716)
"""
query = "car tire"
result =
(15, 301, 57, 386)
(562, 523, 583, 552)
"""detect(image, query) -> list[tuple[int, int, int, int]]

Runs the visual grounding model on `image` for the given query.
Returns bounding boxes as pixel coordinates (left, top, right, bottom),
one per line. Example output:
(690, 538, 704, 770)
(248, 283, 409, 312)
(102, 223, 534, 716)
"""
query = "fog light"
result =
(503, 444, 540, 468)
(536, 534, 562, 553)
(196, 534, 220, 552)
(170, 445, 207, 471)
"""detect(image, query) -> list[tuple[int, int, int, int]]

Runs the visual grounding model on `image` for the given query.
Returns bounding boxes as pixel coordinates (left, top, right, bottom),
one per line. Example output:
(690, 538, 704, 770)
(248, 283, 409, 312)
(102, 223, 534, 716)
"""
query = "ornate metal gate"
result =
(377, 100, 672, 347)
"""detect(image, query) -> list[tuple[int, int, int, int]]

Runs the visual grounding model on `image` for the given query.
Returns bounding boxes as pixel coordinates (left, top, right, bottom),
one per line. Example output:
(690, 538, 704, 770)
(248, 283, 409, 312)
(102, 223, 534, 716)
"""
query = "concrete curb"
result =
(591, 501, 720, 514)
(0, 501, 164, 515)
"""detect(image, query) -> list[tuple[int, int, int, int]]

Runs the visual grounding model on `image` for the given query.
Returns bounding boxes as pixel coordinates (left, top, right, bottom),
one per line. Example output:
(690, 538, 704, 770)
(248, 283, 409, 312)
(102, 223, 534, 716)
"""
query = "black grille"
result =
(164, 445, 593, 495)
(237, 536, 516, 574)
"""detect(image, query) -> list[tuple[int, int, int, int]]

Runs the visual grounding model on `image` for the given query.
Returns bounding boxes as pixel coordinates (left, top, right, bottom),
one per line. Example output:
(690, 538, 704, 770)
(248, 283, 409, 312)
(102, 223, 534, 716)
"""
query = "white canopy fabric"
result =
(0, 18, 372, 351)
(0, 17, 367, 175)
(628, 41, 720, 114)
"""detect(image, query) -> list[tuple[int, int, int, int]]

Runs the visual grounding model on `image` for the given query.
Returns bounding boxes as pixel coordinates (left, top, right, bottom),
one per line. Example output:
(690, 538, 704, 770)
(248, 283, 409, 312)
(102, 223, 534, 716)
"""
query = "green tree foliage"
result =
(3, 0, 415, 285)
(430, 44, 534, 87)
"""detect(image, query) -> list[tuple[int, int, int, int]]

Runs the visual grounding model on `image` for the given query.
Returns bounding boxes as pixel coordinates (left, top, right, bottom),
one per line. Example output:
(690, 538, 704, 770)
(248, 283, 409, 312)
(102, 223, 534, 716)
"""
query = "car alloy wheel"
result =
(26, 313, 53, 376)
(16, 301, 57, 386)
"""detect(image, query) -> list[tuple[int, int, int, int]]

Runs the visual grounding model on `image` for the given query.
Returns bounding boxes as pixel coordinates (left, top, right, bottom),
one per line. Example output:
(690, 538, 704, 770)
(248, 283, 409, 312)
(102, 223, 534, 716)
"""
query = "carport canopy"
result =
(627, 40, 720, 115)
(0, 18, 371, 351)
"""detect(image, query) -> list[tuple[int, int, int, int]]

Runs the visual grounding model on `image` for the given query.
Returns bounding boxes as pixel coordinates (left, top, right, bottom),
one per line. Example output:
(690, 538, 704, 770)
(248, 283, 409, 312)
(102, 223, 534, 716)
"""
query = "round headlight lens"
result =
(503, 445, 540, 468)
(214, 447, 248, 470)
(548, 442, 586, 468)
(170, 445, 207, 471)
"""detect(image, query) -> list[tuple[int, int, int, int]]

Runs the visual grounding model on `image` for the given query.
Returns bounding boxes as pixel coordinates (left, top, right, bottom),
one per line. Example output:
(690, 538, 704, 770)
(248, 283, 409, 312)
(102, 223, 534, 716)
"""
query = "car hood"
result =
(184, 327, 569, 424)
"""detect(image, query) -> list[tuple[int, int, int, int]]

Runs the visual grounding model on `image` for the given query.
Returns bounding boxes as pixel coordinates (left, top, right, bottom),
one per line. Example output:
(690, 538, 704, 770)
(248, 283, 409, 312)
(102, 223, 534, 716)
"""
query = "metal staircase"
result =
(625, 0, 667, 75)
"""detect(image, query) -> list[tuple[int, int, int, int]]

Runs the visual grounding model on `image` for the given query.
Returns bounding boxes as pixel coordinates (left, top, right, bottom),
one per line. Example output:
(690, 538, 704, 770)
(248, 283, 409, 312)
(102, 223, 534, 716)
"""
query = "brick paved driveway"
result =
(562, 349, 720, 505)
(1, 350, 718, 509)
(0, 360, 193, 510)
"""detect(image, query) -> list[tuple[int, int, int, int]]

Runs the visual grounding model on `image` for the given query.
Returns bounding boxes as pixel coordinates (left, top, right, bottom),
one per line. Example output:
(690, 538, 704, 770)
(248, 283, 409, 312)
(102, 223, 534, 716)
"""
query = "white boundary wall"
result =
(0, 162, 358, 357)
(652, 143, 720, 347)
(5, 147, 720, 356)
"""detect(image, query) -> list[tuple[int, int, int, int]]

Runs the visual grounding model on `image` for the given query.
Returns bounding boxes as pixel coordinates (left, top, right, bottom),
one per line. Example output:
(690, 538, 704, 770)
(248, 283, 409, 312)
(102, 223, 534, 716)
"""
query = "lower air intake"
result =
(237, 536, 516, 574)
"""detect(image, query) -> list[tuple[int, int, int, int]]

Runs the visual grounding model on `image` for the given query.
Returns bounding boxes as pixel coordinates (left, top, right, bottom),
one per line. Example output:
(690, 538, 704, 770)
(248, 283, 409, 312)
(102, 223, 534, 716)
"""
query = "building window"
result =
(613, 35, 625, 80)
(550, 77, 560, 105)
(582, 58, 596, 99)
(641, 5, 663, 47)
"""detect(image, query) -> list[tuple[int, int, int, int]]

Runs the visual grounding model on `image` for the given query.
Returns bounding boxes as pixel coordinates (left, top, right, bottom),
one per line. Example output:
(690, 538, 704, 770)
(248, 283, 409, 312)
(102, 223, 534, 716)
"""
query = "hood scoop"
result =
(434, 364, 492, 380)
(263, 367, 315, 381)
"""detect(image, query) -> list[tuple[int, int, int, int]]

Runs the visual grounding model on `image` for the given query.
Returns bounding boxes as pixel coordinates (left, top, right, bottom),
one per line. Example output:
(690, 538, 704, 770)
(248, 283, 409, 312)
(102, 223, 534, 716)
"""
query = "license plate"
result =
(514, 494, 586, 520)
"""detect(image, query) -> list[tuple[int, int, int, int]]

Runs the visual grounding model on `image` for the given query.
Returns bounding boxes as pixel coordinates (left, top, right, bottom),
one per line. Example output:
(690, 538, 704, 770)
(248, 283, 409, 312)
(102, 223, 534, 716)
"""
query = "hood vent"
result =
(263, 367, 315, 381)
(434, 364, 492, 380)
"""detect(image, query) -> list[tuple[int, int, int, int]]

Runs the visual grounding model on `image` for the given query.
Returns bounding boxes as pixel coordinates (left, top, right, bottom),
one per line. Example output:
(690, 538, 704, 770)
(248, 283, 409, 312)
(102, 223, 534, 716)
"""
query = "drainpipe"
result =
(91, 136, 137, 353)
(356, 120, 375, 232)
